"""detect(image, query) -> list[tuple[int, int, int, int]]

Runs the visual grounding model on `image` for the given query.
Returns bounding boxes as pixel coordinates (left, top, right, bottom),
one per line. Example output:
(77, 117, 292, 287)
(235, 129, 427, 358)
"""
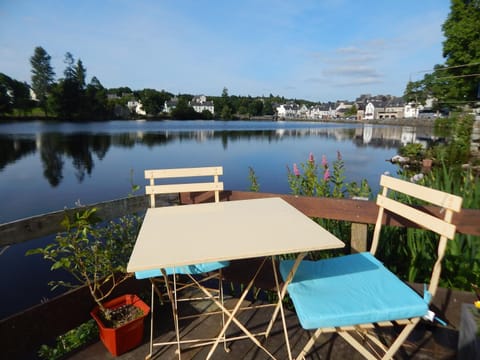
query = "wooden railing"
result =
(1, 190, 479, 359)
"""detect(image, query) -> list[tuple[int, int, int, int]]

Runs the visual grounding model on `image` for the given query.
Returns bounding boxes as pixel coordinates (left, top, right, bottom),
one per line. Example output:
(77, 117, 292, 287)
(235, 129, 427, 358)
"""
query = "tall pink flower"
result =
(308, 152, 314, 163)
(321, 155, 328, 167)
(323, 168, 330, 180)
(293, 163, 300, 176)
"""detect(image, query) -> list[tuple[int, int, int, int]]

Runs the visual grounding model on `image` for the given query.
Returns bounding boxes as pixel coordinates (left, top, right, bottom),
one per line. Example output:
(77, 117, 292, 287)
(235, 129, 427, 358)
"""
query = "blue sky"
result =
(0, 0, 451, 102)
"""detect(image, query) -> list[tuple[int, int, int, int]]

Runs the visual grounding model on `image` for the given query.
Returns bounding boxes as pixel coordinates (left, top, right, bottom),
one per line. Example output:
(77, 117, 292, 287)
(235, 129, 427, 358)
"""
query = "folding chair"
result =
(279, 174, 463, 360)
(135, 166, 229, 359)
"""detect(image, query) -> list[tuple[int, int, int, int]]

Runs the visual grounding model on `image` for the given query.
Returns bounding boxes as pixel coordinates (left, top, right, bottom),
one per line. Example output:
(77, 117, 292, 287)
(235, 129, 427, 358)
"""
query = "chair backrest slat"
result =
(145, 166, 223, 179)
(379, 175, 462, 211)
(370, 175, 463, 298)
(145, 166, 224, 207)
(376, 194, 457, 239)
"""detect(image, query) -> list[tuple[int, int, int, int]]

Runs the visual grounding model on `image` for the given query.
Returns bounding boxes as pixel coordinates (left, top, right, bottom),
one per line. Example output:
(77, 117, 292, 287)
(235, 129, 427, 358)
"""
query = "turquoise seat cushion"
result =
(279, 252, 428, 329)
(135, 261, 229, 279)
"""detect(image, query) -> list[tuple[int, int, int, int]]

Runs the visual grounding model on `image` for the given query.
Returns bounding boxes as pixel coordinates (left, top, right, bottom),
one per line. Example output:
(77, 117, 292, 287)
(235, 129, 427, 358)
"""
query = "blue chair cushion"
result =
(279, 252, 428, 329)
(135, 261, 229, 279)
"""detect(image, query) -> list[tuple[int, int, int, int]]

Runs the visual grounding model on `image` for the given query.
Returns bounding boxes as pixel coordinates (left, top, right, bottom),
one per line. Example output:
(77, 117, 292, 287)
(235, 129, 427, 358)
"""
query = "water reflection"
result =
(0, 123, 436, 187)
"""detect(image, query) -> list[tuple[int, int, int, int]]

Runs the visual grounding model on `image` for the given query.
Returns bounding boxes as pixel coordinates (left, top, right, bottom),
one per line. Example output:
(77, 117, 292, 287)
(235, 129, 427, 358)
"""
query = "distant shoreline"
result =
(0, 115, 436, 127)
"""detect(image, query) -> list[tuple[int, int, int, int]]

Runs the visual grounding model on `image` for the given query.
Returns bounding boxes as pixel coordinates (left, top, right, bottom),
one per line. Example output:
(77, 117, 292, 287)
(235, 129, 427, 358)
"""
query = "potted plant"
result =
(27, 207, 149, 356)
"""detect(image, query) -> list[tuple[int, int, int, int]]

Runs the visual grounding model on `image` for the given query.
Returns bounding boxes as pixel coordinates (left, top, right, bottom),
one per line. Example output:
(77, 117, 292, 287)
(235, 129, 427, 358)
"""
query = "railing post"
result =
(351, 223, 368, 253)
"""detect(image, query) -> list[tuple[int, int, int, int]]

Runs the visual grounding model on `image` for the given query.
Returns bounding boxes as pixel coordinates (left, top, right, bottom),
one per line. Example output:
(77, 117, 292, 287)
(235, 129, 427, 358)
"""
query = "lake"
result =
(0, 120, 435, 318)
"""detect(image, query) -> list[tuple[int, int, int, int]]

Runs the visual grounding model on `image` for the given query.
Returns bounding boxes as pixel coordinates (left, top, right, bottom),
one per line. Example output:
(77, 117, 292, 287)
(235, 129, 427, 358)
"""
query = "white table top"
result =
(127, 197, 345, 273)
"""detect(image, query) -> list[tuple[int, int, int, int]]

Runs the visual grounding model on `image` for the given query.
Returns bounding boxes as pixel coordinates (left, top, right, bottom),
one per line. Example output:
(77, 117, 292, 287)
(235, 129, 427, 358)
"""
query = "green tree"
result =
(49, 52, 98, 120)
(221, 86, 229, 98)
(0, 73, 13, 114)
(137, 88, 171, 116)
(75, 59, 86, 90)
(171, 97, 198, 119)
(404, 0, 480, 109)
(63, 52, 76, 79)
(344, 104, 357, 117)
(0, 73, 34, 116)
(248, 99, 263, 116)
(30, 46, 55, 116)
(220, 105, 233, 119)
(85, 77, 110, 119)
(439, 0, 480, 106)
(262, 100, 274, 115)
(10, 79, 34, 115)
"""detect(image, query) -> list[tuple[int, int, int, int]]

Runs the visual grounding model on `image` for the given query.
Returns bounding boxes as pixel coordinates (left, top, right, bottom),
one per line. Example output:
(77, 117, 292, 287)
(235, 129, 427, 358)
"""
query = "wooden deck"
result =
(67, 259, 466, 360)
(68, 294, 458, 360)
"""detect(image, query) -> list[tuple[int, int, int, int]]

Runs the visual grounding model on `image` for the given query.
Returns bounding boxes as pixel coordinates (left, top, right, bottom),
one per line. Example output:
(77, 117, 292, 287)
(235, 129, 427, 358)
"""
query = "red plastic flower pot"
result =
(90, 294, 150, 356)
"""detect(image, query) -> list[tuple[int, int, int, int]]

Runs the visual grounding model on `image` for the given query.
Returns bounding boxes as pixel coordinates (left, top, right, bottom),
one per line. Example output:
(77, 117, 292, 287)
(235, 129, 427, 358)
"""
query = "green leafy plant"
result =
(434, 113, 474, 165)
(286, 151, 371, 200)
(27, 208, 142, 322)
(38, 320, 98, 360)
(285, 152, 372, 257)
(398, 143, 424, 161)
(248, 166, 260, 192)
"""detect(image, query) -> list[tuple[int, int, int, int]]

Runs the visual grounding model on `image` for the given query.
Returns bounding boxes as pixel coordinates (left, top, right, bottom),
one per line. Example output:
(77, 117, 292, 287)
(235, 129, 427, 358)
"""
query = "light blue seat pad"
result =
(135, 261, 229, 279)
(279, 252, 428, 329)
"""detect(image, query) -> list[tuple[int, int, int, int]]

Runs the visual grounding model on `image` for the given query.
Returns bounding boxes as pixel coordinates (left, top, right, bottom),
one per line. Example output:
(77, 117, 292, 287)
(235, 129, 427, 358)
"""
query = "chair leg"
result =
(172, 273, 182, 359)
(382, 319, 419, 359)
(219, 270, 230, 353)
(146, 281, 155, 360)
(295, 328, 325, 360)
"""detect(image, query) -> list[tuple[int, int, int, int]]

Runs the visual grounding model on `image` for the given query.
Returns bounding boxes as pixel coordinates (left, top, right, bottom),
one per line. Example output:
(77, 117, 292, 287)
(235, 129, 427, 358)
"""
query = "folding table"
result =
(127, 197, 344, 359)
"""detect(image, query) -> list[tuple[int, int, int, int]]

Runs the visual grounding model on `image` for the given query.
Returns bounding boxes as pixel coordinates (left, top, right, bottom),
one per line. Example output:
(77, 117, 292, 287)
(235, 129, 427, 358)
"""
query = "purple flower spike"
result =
(324, 168, 330, 180)
(309, 152, 314, 163)
(321, 155, 328, 167)
(293, 163, 300, 176)
(337, 151, 342, 160)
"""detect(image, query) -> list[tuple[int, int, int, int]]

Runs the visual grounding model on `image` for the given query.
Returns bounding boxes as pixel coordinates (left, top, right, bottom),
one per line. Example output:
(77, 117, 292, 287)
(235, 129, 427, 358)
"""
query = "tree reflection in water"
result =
(0, 122, 437, 188)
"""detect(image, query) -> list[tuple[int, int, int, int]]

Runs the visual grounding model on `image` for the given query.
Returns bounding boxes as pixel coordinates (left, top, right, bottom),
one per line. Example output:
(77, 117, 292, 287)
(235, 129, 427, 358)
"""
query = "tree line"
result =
(0, 46, 304, 121)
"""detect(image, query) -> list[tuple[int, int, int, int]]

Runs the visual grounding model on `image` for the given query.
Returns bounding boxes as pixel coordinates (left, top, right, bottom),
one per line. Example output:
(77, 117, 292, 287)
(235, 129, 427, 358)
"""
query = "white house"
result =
(189, 95, 215, 114)
(276, 102, 300, 119)
(364, 102, 375, 121)
(404, 102, 419, 118)
(127, 100, 146, 116)
(307, 104, 335, 120)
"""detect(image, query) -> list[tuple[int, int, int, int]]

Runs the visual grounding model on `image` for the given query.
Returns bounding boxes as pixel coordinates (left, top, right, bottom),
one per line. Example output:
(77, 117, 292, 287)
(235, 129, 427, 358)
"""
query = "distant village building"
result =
(307, 103, 335, 120)
(273, 94, 440, 121)
(127, 100, 146, 116)
(276, 102, 301, 119)
(355, 95, 404, 120)
(404, 102, 419, 118)
(335, 101, 354, 118)
(189, 95, 214, 114)
(163, 96, 179, 113)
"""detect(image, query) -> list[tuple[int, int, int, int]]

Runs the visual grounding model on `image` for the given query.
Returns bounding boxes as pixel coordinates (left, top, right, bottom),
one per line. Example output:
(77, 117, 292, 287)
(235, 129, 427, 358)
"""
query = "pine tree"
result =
(30, 46, 55, 116)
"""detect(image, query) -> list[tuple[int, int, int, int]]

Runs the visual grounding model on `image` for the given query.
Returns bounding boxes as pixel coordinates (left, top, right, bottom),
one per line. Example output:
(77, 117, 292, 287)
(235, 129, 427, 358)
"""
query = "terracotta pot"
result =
(90, 294, 150, 356)
(422, 158, 433, 168)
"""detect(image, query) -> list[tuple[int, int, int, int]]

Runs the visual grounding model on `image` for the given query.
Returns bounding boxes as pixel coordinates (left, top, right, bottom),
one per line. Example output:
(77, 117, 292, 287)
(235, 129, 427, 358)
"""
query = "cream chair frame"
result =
(279, 175, 463, 360)
(140, 166, 228, 359)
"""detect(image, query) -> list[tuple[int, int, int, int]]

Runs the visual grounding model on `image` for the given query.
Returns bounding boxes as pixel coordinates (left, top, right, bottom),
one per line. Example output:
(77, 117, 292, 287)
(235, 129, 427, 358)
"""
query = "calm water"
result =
(0, 120, 435, 318)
